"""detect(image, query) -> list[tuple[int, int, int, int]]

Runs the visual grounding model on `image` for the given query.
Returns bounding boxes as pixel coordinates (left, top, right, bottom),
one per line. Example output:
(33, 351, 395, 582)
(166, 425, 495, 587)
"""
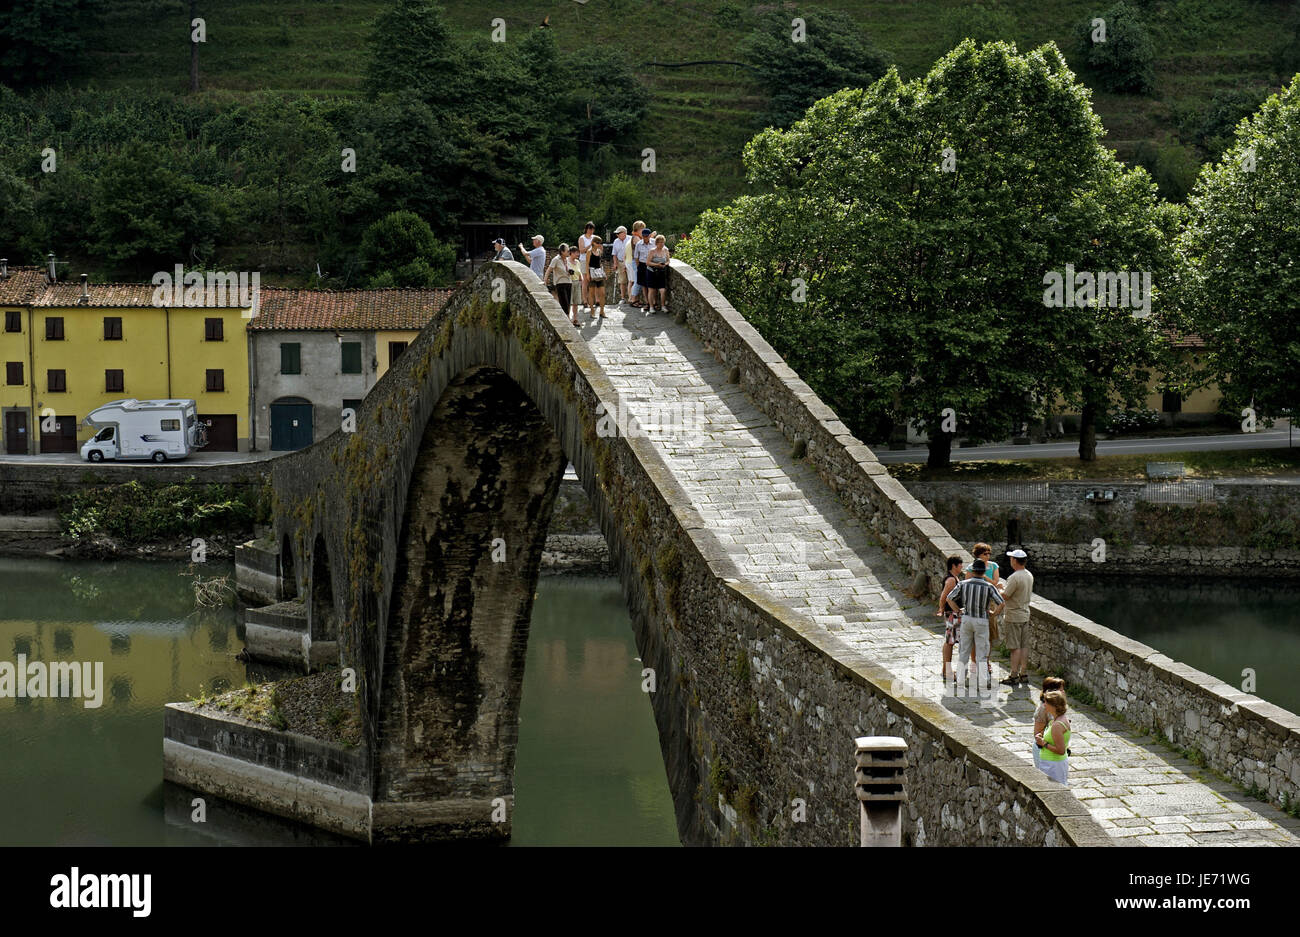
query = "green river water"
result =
(0, 557, 1293, 845)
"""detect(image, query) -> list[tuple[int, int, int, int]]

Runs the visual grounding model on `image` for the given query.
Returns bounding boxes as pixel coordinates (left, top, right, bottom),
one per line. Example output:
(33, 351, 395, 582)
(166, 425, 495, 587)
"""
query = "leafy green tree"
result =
(0, 0, 100, 88)
(364, 0, 464, 104)
(1052, 154, 1184, 460)
(0, 167, 42, 259)
(682, 41, 1178, 466)
(88, 145, 219, 270)
(1189, 88, 1270, 162)
(1075, 2, 1155, 94)
(205, 95, 337, 269)
(940, 1, 1019, 51)
(358, 211, 455, 287)
(593, 173, 649, 237)
(744, 6, 890, 128)
(1179, 74, 1300, 426)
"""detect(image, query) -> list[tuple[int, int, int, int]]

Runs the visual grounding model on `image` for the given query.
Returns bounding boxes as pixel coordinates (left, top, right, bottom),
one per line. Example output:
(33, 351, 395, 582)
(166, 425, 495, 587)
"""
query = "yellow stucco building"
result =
(2, 267, 252, 454)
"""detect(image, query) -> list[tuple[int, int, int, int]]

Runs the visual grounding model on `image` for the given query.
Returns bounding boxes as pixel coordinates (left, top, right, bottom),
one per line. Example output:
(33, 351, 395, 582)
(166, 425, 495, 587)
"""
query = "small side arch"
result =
(310, 534, 338, 641)
(280, 533, 298, 599)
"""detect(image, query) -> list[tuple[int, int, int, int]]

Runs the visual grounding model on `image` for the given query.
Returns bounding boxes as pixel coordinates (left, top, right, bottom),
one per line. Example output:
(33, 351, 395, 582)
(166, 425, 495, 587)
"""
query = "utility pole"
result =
(190, 1, 200, 93)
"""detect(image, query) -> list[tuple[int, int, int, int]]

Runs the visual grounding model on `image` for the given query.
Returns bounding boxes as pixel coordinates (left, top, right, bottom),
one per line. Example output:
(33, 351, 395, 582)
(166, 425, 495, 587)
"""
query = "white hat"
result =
(532, 234, 544, 244)
(615, 225, 627, 234)
(1008, 549, 1028, 559)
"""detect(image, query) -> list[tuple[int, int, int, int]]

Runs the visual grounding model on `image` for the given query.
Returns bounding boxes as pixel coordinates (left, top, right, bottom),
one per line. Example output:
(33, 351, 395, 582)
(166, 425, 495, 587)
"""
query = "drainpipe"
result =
(248, 327, 257, 451)
(855, 736, 908, 846)
(165, 307, 172, 398)
(26, 305, 35, 455)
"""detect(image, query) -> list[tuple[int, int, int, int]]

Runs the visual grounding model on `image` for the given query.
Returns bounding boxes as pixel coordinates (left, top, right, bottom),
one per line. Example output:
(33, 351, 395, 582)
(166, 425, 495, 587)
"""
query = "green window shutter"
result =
(281, 343, 301, 374)
(341, 342, 362, 374)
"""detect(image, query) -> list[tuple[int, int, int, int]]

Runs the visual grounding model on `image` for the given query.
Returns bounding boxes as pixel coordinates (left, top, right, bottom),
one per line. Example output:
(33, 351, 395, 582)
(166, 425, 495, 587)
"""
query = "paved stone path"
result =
(576, 300, 1300, 846)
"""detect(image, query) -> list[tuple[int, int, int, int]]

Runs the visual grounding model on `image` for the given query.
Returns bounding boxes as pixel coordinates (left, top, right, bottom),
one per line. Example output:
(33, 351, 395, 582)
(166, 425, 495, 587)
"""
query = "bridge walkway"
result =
(577, 301, 1300, 846)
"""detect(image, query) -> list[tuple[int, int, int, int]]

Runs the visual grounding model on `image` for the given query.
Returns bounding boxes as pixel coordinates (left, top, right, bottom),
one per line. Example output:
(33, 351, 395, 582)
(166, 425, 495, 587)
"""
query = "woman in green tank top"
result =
(1035, 690, 1070, 784)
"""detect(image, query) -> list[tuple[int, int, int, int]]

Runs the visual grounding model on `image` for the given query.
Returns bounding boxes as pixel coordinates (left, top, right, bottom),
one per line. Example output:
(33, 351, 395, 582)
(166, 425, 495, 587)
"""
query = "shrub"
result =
(1106, 407, 1162, 434)
(59, 479, 258, 544)
(1076, 2, 1156, 94)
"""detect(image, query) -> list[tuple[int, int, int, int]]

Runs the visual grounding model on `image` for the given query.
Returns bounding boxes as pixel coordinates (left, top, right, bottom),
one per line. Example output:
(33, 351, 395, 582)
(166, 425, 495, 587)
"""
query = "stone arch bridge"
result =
(165, 261, 1300, 847)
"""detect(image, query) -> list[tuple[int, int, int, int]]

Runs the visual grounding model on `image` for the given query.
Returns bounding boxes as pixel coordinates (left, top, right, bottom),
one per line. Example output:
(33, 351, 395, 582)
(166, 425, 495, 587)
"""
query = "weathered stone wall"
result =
(907, 479, 1300, 576)
(1027, 598, 1300, 810)
(248, 260, 1107, 845)
(0, 460, 268, 513)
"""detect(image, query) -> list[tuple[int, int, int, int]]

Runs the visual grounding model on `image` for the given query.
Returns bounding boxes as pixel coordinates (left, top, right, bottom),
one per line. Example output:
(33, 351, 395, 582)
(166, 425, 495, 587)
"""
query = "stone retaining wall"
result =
(0, 461, 268, 513)
(907, 479, 1300, 576)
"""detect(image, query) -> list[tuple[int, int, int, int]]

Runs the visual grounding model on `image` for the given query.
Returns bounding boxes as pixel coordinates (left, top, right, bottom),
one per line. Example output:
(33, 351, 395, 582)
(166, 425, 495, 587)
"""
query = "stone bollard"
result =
(855, 736, 908, 847)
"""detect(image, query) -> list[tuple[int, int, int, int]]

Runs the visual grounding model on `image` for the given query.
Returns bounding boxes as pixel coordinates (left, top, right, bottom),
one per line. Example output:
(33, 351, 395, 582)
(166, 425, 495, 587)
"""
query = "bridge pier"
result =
(371, 366, 567, 842)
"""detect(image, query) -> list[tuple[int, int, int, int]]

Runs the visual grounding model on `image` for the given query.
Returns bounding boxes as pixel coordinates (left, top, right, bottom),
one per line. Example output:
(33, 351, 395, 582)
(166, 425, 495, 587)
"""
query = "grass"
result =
(888, 447, 1300, 482)
(79, 0, 1300, 237)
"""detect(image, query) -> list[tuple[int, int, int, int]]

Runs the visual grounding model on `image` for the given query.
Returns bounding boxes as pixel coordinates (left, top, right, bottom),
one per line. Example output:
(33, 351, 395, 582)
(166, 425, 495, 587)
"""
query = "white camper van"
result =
(80, 399, 207, 463)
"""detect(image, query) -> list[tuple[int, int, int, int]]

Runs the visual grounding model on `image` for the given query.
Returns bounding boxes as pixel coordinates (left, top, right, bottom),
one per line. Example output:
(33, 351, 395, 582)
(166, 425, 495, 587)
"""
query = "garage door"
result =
(270, 399, 313, 451)
(198, 413, 238, 452)
(39, 415, 78, 453)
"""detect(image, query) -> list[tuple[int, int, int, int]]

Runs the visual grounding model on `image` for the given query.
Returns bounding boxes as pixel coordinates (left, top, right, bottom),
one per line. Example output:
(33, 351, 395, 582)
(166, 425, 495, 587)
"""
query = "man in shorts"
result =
(999, 549, 1035, 686)
(946, 559, 1005, 695)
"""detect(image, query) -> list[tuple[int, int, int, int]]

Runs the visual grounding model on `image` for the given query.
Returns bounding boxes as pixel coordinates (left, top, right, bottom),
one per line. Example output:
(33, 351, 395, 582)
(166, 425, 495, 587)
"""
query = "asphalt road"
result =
(874, 426, 1295, 463)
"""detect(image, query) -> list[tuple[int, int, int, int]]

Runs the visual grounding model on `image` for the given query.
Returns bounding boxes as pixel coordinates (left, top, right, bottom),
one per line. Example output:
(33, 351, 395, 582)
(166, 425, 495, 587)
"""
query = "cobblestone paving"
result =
(577, 301, 1300, 846)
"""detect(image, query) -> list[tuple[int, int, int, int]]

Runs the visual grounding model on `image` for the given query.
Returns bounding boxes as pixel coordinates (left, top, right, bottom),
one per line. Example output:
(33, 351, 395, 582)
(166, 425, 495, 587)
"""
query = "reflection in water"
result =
(1037, 574, 1300, 715)
(0, 558, 678, 846)
(512, 576, 679, 846)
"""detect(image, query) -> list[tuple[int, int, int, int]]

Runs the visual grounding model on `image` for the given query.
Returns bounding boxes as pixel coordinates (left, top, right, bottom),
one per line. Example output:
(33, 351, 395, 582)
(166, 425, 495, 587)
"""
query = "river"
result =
(4, 557, 1294, 845)
(0, 557, 676, 846)
(1036, 573, 1300, 716)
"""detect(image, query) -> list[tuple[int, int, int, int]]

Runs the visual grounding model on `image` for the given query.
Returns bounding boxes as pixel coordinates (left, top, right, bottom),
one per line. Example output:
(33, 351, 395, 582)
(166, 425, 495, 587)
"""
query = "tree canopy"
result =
(743, 6, 890, 129)
(680, 40, 1180, 465)
(1179, 73, 1300, 424)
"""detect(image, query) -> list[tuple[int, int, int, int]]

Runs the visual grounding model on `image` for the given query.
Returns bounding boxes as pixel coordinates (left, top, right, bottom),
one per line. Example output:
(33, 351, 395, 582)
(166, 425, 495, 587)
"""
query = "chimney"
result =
(47, 252, 57, 282)
(79, 273, 90, 305)
(0, 258, 7, 279)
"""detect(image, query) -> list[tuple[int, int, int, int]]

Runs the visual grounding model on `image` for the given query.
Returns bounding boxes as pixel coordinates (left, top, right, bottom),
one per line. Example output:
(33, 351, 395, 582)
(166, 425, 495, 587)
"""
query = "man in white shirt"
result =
(633, 228, 653, 308)
(518, 234, 546, 280)
(611, 226, 630, 305)
(999, 549, 1035, 687)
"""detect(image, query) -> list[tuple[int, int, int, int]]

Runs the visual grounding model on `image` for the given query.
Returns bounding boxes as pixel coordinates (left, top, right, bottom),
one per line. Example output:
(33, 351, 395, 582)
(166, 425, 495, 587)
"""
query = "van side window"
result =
(160, 419, 180, 431)
(95, 428, 113, 442)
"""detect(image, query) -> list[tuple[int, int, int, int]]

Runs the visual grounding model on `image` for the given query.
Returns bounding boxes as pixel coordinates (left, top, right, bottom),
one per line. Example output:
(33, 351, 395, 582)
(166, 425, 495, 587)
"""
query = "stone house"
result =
(247, 287, 452, 451)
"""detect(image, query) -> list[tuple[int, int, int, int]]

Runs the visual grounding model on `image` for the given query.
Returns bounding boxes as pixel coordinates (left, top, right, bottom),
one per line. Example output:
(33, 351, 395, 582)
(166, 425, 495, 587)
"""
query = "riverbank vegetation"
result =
(58, 478, 266, 544)
(193, 671, 362, 748)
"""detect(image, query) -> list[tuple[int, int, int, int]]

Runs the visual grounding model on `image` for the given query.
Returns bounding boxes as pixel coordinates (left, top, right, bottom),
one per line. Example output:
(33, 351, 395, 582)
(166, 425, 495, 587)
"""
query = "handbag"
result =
(589, 258, 606, 280)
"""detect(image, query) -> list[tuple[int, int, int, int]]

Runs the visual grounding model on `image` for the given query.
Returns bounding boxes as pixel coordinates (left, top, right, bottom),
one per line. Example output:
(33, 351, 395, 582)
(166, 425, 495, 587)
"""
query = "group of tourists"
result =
(936, 542, 1070, 782)
(492, 221, 672, 327)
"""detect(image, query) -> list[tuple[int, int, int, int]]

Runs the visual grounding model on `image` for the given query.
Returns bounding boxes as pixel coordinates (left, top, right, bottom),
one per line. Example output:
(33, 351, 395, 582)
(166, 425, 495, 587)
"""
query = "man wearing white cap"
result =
(519, 234, 547, 280)
(611, 226, 631, 305)
(999, 549, 1034, 686)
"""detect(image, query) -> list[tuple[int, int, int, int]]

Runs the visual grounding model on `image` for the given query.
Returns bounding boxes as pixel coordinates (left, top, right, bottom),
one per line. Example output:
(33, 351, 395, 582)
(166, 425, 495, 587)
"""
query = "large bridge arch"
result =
(269, 262, 709, 842)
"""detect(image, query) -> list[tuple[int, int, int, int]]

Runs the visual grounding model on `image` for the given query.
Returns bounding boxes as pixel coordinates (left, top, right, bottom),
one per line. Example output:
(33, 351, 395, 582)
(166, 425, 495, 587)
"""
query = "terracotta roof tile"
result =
(31, 281, 184, 308)
(0, 267, 49, 305)
(247, 287, 454, 331)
